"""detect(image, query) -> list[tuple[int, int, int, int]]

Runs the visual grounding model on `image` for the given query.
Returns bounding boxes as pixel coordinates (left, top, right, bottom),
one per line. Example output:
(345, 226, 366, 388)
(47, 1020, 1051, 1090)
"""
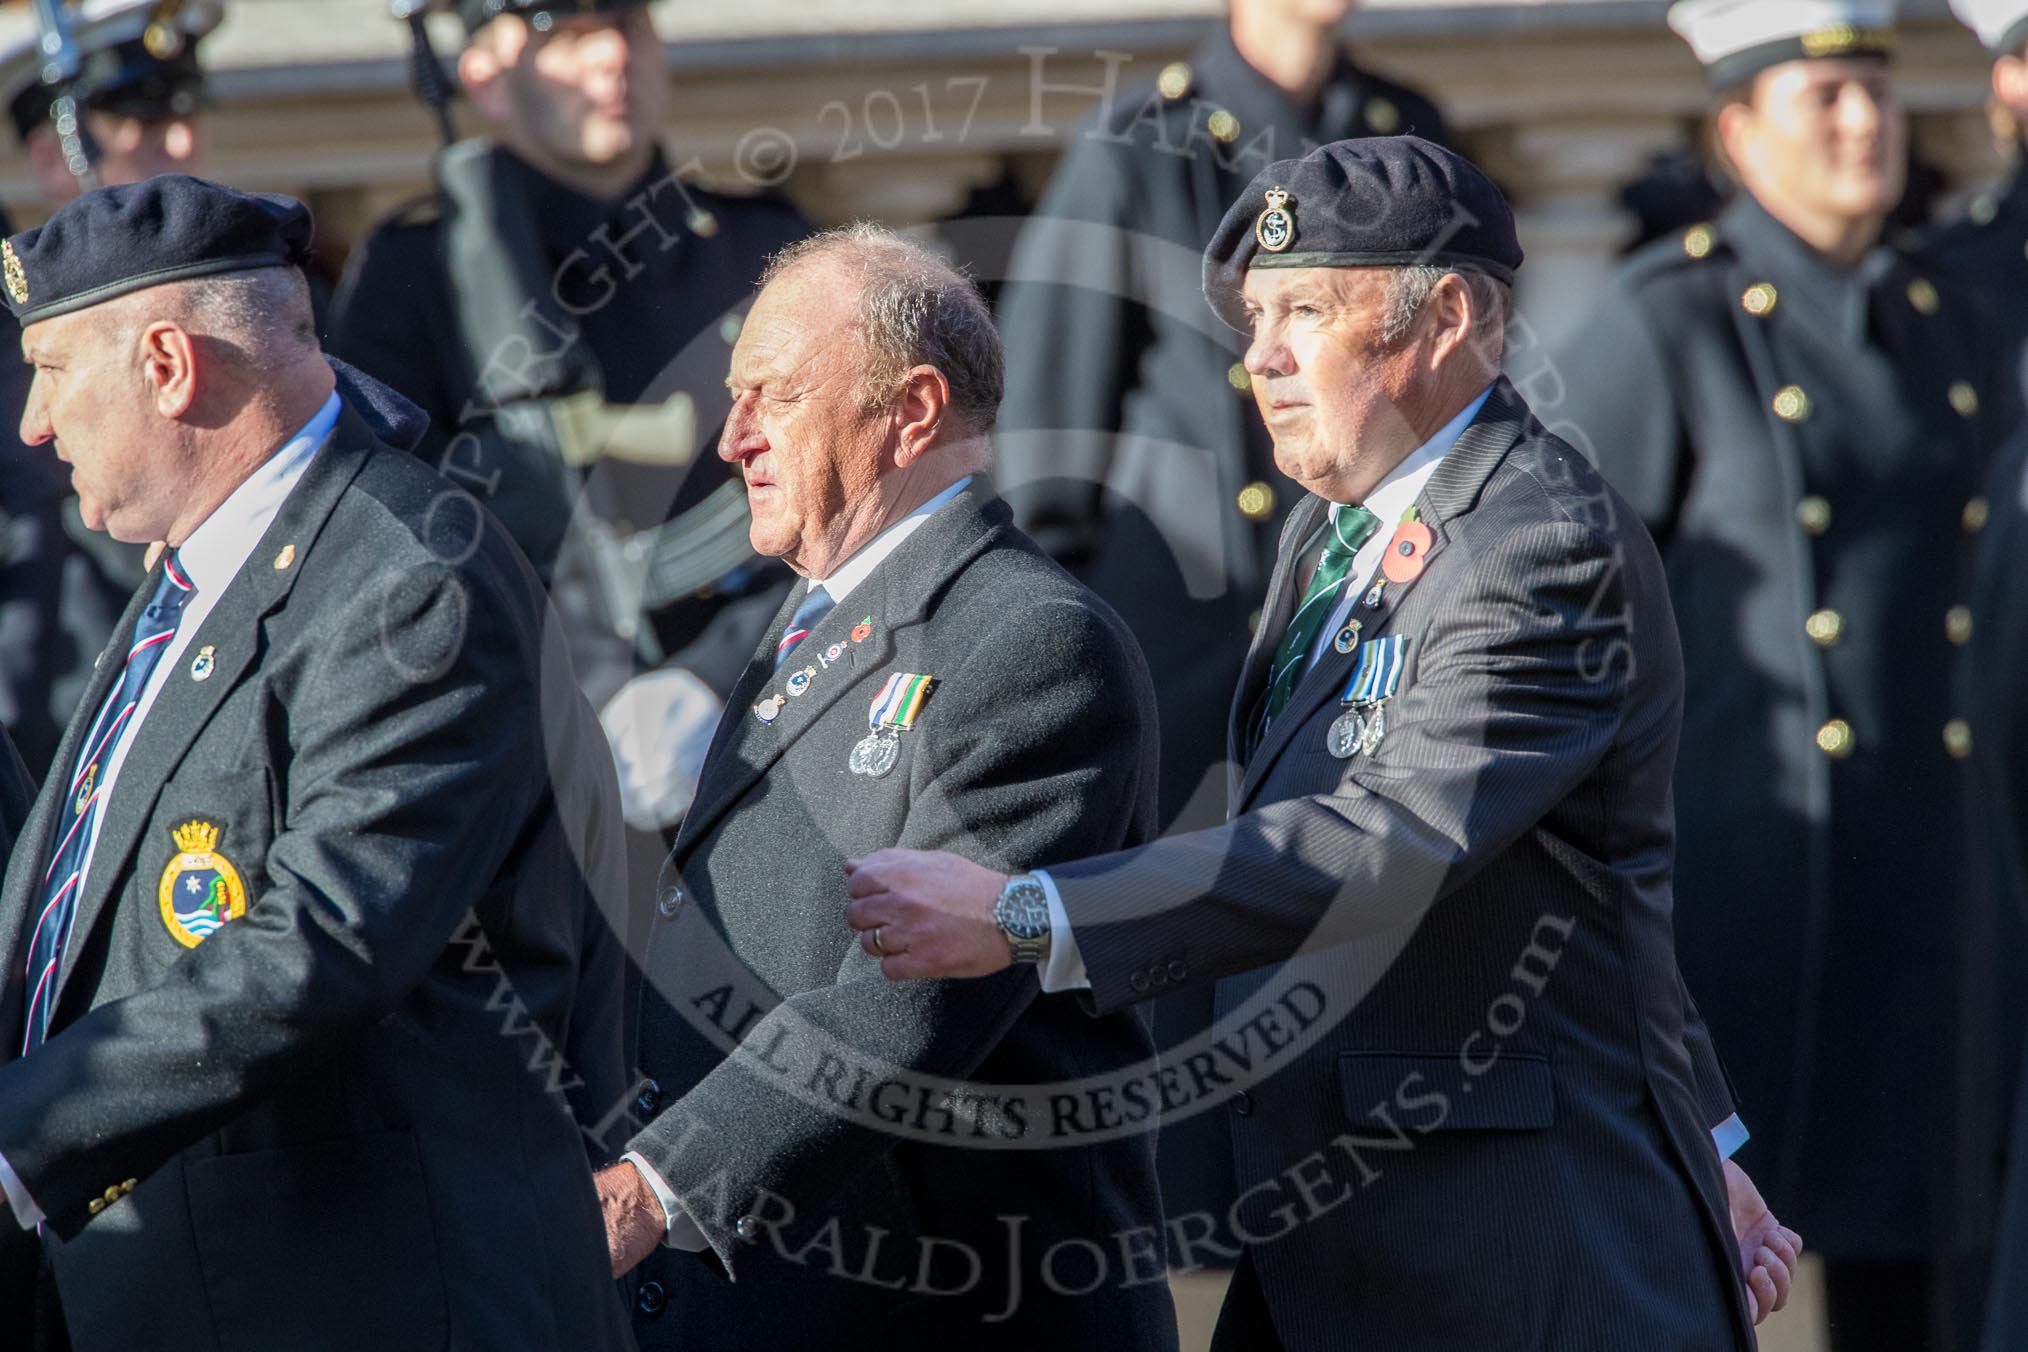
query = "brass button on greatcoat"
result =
(1796, 496, 1832, 535)
(1944, 719, 1974, 760)
(1227, 361, 1251, 392)
(1741, 283, 1778, 316)
(1964, 497, 1991, 533)
(1237, 481, 1276, 522)
(1816, 719, 1855, 759)
(1950, 382, 1980, 419)
(1207, 109, 1240, 144)
(1804, 609, 1843, 646)
(1157, 62, 1191, 100)
(1946, 606, 1974, 646)
(1683, 224, 1715, 259)
(1907, 278, 1940, 314)
(1773, 386, 1812, 423)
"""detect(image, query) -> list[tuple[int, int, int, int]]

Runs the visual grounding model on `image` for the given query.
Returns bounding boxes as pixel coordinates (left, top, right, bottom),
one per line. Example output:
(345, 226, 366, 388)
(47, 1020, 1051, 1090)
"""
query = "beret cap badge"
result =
(2, 241, 25, 306)
(1255, 187, 1296, 254)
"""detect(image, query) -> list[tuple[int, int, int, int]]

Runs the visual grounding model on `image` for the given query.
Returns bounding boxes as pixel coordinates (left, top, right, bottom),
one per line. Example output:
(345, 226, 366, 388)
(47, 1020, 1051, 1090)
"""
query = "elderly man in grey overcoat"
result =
(592, 225, 1178, 1349)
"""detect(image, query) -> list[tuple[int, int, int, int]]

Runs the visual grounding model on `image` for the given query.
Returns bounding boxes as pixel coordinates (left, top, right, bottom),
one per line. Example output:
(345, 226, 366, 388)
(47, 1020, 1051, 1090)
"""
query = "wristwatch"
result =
(992, 875, 1051, 965)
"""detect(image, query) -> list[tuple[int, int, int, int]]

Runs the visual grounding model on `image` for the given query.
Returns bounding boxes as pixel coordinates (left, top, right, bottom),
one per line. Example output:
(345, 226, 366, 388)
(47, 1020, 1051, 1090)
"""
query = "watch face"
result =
(998, 882, 1050, 941)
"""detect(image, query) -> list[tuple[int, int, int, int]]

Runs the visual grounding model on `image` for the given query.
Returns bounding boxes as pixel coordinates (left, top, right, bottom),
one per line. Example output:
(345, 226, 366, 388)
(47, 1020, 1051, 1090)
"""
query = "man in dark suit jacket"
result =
(845, 139, 1801, 1351)
(0, 177, 632, 1352)
(589, 225, 1177, 1348)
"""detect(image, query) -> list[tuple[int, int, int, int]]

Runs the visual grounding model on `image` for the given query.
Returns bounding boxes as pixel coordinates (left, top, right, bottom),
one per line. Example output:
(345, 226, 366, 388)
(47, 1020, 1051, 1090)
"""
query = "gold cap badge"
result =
(3, 241, 27, 306)
(1255, 187, 1296, 254)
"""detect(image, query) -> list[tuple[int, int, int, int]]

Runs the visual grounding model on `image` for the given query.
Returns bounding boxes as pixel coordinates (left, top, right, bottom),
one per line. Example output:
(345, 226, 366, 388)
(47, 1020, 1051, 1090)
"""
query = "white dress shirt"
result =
(624, 472, 974, 1249)
(1020, 386, 1749, 1160)
(0, 392, 341, 1229)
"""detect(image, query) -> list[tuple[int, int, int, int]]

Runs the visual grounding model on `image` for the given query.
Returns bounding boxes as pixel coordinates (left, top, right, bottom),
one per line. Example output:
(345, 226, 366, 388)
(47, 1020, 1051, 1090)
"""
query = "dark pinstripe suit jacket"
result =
(1047, 379, 1756, 1351)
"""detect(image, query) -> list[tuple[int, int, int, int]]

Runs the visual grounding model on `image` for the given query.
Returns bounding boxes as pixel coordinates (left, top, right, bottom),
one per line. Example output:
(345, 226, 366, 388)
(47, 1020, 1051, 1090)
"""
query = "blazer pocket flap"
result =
(1338, 1051, 1554, 1132)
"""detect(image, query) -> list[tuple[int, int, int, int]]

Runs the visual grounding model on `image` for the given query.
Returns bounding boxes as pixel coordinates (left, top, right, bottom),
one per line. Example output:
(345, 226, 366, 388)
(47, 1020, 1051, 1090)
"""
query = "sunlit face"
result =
(487, 8, 667, 172)
(20, 305, 182, 542)
(1726, 57, 1906, 227)
(30, 111, 204, 205)
(719, 262, 891, 576)
(1237, 266, 1426, 504)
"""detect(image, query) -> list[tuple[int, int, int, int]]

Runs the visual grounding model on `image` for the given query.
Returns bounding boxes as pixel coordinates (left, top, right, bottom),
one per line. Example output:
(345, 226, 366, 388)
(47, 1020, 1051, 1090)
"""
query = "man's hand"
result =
(594, 1161, 665, 1278)
(843, 849, 1012, 980)
(1724, 1157, 1802, 1325)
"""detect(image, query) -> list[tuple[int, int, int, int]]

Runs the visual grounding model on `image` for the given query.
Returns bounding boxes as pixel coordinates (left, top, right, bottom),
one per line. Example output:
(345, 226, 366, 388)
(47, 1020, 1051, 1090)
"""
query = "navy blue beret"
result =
(1202, 136, 1524, 331)
(1, 174, 314, 326)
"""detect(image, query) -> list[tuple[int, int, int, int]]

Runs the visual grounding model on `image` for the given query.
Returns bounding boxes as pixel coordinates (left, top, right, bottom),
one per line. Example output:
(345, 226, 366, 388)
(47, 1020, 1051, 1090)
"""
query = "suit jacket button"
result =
(735, 1214, 763, 1244)
(1148, 965, 1169, 988)
(1129, 972, 1149, 993)
(658, 887, 684, 918)
(634, 1079, 662, 1118)
(636, 1280, 666, 1316)
(87, 1198, 105, 1216)
(1233, 1091, 1254, 1117)
(1167, 960, 1187, 981)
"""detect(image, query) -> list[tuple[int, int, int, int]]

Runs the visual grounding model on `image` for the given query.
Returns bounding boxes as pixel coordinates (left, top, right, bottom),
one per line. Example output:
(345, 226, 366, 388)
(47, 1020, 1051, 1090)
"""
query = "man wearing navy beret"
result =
(845, 137, 1799, 1350)
(0, 176, 633, 1352)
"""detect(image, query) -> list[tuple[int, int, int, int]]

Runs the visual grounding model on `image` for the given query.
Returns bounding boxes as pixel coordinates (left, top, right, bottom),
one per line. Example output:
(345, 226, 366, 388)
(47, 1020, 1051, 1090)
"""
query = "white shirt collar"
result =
(1330, 384, 1494, 528)
(175, 392, 341, 594)
(815, 475, 972, 606)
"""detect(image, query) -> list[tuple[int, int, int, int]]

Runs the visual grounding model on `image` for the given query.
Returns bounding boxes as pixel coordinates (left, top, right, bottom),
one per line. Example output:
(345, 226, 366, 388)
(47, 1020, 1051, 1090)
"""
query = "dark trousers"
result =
(1210, 1249, 1287, 1352)
(1824, 1256, 1987, 1352)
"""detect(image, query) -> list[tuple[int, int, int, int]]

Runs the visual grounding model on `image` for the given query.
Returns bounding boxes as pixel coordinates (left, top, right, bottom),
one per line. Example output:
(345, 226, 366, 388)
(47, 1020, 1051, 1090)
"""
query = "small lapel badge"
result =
(273, 544, 296, 571)
(851, 620, 873, 644)
(786, 667, 815, 697)
(189, 645, 216, 682)
(1255, 187, 1296, 253)
(1381, 521, 1435, 585)
(158, 820, 249, 949)
(1332, 620, 1363, 655)
(753, 694, 786, 725)
(74, 764, 95, 817)
(1362, 584, 1385, 611)
(824, 643, 847, 664)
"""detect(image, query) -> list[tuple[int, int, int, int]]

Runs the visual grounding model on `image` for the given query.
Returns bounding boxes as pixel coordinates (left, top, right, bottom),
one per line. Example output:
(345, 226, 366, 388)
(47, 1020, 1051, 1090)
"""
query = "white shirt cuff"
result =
(0, 1149, 43, 1229)
(1710, 1113, 1750, 1161)
(622, 1150, 707, 1251)
(1032, 869, 1091, 994)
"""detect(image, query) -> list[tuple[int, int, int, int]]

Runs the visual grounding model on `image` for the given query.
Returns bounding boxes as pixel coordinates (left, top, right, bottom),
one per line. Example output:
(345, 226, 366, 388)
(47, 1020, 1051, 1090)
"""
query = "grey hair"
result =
(1376, 265, 1510, 359)
(171, 267, 319, 373)
(93, 265, 318, 375)
(758, 224, 1005, 436)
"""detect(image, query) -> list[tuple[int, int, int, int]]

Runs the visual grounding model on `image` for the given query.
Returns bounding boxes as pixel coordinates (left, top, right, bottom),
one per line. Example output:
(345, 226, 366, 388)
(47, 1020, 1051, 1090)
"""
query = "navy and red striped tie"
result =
(21, 552, 195, 1053)
(773, 586, 835, 671)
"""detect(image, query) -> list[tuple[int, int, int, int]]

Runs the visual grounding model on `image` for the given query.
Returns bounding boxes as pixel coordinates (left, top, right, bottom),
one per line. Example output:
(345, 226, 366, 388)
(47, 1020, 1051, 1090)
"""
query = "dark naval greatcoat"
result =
(1552, 192, 2023, 1262)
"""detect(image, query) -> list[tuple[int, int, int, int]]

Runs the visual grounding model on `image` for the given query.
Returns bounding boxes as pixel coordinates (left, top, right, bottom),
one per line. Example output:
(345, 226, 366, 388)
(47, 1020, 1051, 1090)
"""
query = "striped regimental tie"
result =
(774, 585, 837, 670)
(1255, 505, 1381, 738)
(21, 552, 196, 1053)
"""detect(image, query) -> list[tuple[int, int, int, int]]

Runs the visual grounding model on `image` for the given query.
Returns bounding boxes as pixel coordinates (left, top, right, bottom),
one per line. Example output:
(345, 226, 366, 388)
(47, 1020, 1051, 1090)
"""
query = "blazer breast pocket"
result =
(1338, 1050, 1555, 1133)
(184, 1130, 449, 1352)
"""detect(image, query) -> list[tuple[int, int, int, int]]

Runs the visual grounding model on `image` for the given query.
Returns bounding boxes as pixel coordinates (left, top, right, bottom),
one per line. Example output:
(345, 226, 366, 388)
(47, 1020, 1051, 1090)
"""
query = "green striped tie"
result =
(1259, 505, 1381, 732)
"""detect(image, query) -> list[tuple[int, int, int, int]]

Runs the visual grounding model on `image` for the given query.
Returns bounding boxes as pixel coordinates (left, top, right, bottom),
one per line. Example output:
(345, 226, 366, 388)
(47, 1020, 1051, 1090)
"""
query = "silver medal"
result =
(1359, 701, 1387, 754)
(849, 729, 901, 778)
(1327, 708, 1366, 759)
